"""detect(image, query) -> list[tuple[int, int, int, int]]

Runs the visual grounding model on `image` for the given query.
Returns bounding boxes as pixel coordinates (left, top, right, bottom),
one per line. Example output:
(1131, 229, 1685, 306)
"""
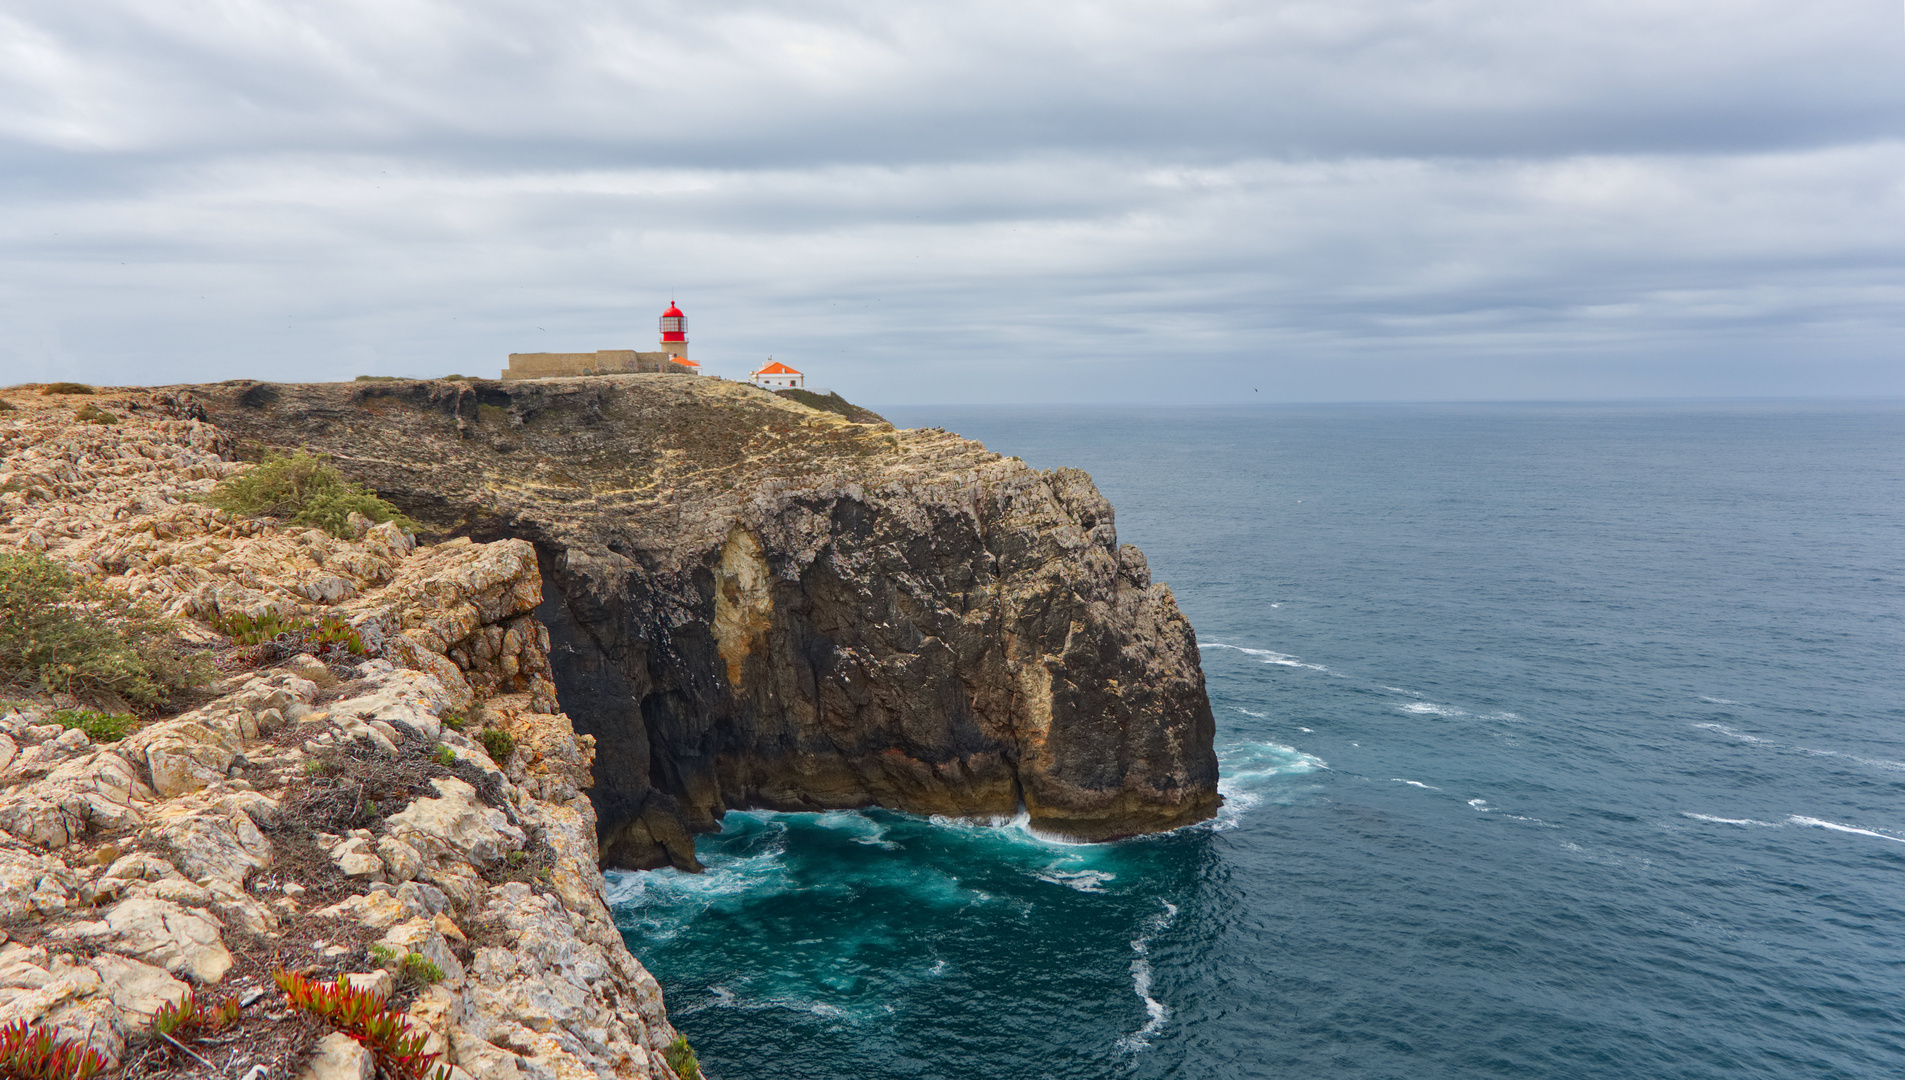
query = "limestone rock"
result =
(299, 1032, 375, 1080)
(59, 897, 233, 983)
(0, 845, 76, 921)
(334, 838, 386, 879)
(91, 953, 189, 1027)
(377, 835, 423, 882)
(149, 804, 272, 883)
(0, 750, 153, 849)
(384, 777, 524, 866)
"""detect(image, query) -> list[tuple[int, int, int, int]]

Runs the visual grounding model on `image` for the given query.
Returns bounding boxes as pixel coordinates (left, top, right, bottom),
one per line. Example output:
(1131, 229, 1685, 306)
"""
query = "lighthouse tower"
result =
(658, 302, 693, 370)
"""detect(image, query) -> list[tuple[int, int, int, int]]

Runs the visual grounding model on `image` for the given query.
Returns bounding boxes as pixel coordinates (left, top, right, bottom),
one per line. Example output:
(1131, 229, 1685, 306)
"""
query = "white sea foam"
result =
(1789, 816, 1905, 844)
(1209, 789, 1262, 831)
(1198, 642, 1328, 671)
(925, 807, 1105, 849)
(928, 959, 947, 976)
(1218, 741, 1326, 786)
(1467, 798, 1490, 811)
(1034, 868, 1117, 893)
(1392, 778, 1441, 790)
(1399, 702, 1466, 718)
(1299, 727, 1313, 733)
(1681, 812, 1780, 827)
(1381, 687, 1422, 696)
(1116, 900, 1180, 1053)
(1694, 722, 1769, 744)
(605, 823, 795, 940)
(1692, 724, 1905, 773)
(1700, 696, 1743, 706)
(1236, 707, 1267, 718)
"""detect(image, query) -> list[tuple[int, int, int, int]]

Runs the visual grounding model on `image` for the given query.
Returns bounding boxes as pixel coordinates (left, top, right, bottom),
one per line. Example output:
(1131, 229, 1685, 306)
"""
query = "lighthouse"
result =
(658, 302, 698, 370)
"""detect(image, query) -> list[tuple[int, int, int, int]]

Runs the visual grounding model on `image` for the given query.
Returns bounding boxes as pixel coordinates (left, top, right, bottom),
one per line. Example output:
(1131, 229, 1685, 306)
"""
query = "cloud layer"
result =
(2, 0, 1901, 401)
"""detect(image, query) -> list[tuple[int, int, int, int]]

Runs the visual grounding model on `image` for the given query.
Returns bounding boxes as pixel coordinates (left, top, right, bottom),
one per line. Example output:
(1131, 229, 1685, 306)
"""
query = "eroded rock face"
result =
(0, 391, 687, 1079)
(196, 376, 1221, 867)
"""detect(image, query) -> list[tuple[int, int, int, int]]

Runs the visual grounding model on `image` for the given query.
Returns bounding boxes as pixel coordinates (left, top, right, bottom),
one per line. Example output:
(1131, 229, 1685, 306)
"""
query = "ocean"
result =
(606, 401, 1905, 1079)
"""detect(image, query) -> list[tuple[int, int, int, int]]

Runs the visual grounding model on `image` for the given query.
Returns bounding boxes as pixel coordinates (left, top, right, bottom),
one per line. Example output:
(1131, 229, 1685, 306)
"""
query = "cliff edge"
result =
(192, 375, 1220, 870)
(0, 389, 684, 1080)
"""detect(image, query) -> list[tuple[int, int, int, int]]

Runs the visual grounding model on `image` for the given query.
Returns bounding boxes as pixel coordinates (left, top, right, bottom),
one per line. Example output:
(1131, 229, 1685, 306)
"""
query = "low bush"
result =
(0, 399, 16, 413)
(0, 1020, 107, 1080)
(71, 404, 116, 425)
(479, 728, 515, 765)
(663, 1035, 701, 1080)
(370, 945, 446, 989)
(39, 383, 93, 396)
(200, 451, 418, 540)
(0, 552, 209, 710)
(214, 610, 366, 654)
(50, 708, 135, 743)
(353, 375, 403, 382)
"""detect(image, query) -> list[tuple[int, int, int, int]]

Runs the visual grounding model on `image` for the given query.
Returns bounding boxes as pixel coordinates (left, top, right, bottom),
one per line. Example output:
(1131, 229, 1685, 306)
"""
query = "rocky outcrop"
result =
(191, 375, 1220, 869)
(0, 390, 684, 1080)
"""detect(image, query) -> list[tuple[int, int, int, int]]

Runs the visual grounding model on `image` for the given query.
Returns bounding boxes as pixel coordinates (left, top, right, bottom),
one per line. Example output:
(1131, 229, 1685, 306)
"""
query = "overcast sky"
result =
(3, 1, 1901, 403)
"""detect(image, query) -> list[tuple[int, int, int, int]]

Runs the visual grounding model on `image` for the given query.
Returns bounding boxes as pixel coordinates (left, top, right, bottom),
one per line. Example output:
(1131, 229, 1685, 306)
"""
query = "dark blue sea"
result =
(607, 402, 1905, 1079)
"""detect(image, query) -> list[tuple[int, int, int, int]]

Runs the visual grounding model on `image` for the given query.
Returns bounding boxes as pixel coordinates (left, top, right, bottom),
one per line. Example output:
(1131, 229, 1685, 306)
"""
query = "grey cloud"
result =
(0, 0, 1900, 401)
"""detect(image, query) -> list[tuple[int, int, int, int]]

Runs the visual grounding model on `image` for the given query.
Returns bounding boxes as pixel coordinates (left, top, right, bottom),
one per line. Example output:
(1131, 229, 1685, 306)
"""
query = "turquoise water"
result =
(610, 402, 1905, 1079)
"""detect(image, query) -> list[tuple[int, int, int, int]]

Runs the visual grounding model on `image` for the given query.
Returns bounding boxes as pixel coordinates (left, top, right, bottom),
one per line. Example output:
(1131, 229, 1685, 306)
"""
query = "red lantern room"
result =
(659, 302, 687, 343)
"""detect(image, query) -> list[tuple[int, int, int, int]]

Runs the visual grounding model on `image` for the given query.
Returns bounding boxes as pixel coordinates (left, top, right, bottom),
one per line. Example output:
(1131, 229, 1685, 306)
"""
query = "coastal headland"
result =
(197, 374, 1221, 867)
(0, 375, 1217, 1080)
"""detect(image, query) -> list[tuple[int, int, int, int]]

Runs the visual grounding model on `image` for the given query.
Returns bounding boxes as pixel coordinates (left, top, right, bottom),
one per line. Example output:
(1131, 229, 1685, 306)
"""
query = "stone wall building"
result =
(502, 302, 700, 381)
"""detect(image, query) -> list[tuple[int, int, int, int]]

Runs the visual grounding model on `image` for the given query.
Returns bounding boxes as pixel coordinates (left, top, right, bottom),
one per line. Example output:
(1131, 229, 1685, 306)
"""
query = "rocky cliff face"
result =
(192, 375, 1220, 870)
(0, 390, 684, 1079)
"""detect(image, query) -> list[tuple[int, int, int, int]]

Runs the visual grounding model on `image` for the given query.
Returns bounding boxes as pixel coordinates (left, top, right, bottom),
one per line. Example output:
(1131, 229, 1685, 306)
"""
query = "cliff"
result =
(0, 390, 683, 1080)
(188, 375, 1220, 870)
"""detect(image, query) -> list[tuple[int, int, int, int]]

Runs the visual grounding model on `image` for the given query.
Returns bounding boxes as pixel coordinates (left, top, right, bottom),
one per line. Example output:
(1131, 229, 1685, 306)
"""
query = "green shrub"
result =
(353, 375, 404, 382)
(72, 403, 116, 425)
(399, 953, 443, 987)
(663, 1035, 701, 1080)
(366, 946, 447, 990)
(479, 728, 514, 765)
(0, 399, 16, 413)
(0, 553, 209, 709)
(430, 744, 457, 767)
(200, 451, 418, 540)
(39, 382, 94, 396)
(439, 710, 466, 732)
(50, 708, 135, 742)
(213, 610, 366, 654)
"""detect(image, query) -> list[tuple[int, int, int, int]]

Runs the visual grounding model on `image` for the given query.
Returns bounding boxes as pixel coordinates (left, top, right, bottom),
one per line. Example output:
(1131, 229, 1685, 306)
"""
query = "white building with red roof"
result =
(750, 360, 804, 390)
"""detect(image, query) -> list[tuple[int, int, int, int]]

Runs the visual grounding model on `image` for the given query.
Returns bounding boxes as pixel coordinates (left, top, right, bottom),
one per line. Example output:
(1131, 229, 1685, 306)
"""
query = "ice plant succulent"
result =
(0, 1021, 108, 1080)
(272, 971, 449, 1080)
(150, 990, 239, 1039)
